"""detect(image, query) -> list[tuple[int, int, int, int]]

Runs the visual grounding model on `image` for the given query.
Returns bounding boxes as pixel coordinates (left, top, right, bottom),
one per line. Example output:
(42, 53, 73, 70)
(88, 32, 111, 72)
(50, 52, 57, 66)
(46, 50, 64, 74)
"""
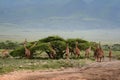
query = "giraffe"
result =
(85, 46, 91, 59)
(23, 39, 38, 59)
(94, 42, 104, 62)
(99, 42, 104, 62)
(74, 41, 80, 58)
(1, 49, 10, 58)
(48, 42, 56, 59)
(65, 43, 69, 59)
(108, 46, 112, 61)
(23, 39, 31, 59)
(94, 44, 99, 60)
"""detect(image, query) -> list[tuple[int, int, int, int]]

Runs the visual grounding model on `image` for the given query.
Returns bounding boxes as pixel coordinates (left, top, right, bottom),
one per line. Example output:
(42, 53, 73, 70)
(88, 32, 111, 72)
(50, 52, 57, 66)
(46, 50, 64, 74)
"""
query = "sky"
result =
(0, 0, 120, 43)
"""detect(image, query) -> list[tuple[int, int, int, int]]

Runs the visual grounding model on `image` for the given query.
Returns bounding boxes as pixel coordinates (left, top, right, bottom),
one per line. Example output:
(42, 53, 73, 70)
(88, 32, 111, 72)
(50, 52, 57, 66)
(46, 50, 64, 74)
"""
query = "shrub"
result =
(10, 46, 25, 58)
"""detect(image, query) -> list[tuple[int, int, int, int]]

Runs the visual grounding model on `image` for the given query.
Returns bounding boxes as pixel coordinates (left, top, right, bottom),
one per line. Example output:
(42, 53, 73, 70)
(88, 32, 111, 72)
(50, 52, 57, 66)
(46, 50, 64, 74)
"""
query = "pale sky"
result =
(0, 0, 120, 43)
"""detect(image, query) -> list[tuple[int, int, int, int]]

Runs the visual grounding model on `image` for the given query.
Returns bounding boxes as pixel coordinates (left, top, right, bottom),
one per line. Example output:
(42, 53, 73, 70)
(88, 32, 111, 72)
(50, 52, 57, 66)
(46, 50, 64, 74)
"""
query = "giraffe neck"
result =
(76, 44, 78, 49)
(49, 45, 54, 51)
(66, 43, 69, 48)
(24, 44, 28, 50)
(88, 47, 91, 51)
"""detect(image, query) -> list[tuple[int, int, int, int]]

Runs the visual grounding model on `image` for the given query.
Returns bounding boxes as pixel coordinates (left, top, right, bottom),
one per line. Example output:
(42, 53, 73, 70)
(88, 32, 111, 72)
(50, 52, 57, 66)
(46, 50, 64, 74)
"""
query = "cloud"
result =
(0, 23, 120, 43)
(0, 0, 120, 43)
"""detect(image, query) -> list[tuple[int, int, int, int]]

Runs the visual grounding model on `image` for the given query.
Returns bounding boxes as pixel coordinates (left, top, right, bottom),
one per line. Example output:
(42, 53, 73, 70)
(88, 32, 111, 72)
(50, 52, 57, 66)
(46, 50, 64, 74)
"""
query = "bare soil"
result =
(0, 60, 120, 80)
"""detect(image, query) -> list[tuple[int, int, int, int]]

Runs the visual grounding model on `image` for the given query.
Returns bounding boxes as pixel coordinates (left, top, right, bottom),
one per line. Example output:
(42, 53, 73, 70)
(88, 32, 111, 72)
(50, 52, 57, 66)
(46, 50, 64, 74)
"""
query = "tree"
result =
(39, 36, 65, 43)
(37, 36, 66, 59)
(10, 36, 95, 59)
(66, 38, 91, 53)
(0, 42, 5, 49)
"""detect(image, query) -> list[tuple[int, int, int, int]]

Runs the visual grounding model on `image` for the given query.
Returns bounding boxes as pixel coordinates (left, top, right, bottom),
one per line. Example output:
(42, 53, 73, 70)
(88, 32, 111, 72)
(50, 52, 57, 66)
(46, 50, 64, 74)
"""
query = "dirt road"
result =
(0, 60, 120, 80)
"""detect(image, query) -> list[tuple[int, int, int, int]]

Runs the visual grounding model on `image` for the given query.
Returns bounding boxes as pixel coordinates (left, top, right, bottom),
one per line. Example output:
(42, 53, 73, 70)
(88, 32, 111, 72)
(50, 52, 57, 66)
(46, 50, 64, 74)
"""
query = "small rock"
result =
(19, 65, 23, 68)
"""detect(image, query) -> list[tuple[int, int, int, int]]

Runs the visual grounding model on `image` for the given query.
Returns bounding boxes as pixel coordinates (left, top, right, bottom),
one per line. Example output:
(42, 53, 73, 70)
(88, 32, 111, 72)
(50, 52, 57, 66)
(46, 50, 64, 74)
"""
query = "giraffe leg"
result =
(97, 57, 99, 62)
(109, 56, 111, 61)
(102, 56, 104, 62)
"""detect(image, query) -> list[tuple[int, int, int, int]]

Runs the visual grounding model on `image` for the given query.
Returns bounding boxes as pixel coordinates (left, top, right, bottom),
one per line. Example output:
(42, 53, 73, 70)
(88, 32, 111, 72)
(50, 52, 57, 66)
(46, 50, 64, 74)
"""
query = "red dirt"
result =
(0, 61, 120, 80)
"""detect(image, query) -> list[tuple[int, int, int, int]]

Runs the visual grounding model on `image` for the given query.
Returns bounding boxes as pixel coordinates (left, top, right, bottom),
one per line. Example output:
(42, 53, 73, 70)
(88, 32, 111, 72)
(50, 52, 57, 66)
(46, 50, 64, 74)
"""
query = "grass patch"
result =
(0, 58, 92, 74)
(0, 51, 119, 75)
(104, 51, 120, 60)
(0, 66, 14, 74)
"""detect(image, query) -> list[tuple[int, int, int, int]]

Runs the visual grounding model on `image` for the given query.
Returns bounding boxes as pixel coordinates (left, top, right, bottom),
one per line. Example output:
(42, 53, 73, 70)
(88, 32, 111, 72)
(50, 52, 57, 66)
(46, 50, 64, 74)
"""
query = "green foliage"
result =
(10, 36, 95, 59)
(10, 46, 25, 58)
(39, 36, 65, 43)
(0, 66, 14, 74)
(34, 43, 49, 52)
(34, 41, 66, 59)
(0, 40, 19, 49)
(112, 44, 120, 51)
(75, 38, 88, 43)
(102, 44, 120, 51)
(36, 36, 66, 59)
(66, 38, 91, 50)
(66, 39, 76, 47)
(89, 42, 97, 51)
(10, 42, 38, 58)
(102, 44, 109, 50)
(79, 42, 90, 50)
(51, 41, 66, 59)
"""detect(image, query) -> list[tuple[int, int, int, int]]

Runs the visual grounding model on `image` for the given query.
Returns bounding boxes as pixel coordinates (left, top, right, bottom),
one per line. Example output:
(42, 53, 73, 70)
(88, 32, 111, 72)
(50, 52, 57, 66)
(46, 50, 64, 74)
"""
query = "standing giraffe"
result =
(85, 46, 91, 59)
(94, 44, 99, 60)
(48, 42, 56, 59)
(99, 42, 104, 62)
(95, 42, 104, 62)
(23, 39, 37, 59)
(108, 46, 112, 61)
(74, 41, 80, 58)
(23, 39, 31, 59)
(65, 43, 69, 59)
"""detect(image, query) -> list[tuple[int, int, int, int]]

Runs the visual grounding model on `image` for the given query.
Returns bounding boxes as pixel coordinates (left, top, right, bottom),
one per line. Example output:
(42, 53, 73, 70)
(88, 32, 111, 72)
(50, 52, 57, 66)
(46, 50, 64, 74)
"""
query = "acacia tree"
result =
(10, 36, 66, 59)
(10, 36, 94, 59)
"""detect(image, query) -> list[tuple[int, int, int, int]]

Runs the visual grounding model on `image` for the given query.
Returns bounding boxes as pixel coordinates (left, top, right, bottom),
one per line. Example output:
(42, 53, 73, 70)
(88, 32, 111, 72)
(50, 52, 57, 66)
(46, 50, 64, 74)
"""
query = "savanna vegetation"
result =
(0, 40, 19, 49)
(0, 58, 92, 75)
(9, 36, 95, 59)
(0, 36, 120, 74)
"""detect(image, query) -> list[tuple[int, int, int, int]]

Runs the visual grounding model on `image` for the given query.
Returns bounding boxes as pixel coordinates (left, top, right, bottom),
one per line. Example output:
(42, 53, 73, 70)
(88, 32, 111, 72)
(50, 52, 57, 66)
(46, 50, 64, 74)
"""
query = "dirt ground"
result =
(0, 60, 120, 80)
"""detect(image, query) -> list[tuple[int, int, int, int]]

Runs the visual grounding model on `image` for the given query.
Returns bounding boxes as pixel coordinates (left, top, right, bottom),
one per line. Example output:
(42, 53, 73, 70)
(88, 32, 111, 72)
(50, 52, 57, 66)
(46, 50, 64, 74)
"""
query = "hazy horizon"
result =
(0, 0, 120, 43)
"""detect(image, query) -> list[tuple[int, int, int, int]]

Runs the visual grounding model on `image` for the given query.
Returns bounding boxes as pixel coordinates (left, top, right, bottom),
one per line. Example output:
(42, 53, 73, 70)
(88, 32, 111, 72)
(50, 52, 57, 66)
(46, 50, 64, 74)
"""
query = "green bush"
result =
(50, 41, 66, 59)
(10, 46, 25, 58)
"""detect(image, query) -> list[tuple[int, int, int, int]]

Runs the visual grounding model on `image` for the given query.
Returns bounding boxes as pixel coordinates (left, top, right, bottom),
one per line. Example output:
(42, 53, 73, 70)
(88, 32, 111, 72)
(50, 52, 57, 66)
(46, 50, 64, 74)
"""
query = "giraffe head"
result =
(48, 42, 53, 48)
(23, 38, 27, 45)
